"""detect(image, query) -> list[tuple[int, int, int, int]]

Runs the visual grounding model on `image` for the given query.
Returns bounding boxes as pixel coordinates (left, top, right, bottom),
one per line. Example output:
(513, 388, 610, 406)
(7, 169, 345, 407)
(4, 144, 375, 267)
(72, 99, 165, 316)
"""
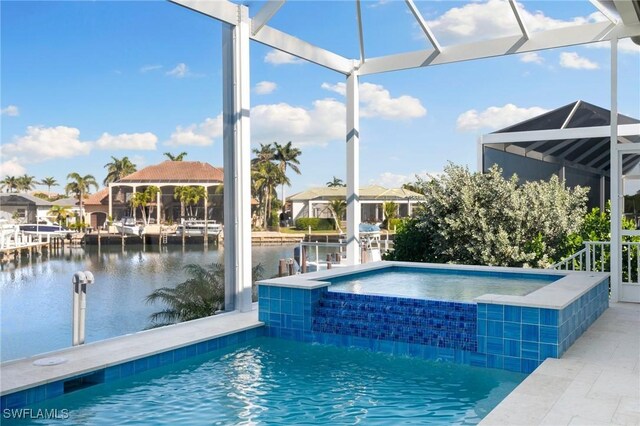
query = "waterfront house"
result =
(83, 160, 224, 228)
(0, 193, 53, 223)
(288, 185, 425, 223)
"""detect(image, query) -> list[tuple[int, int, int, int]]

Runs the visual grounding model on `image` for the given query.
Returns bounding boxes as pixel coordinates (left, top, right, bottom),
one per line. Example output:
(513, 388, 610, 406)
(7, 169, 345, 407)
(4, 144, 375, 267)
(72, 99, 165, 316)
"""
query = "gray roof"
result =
(487, 100, 640, 175)
(0, 193, 53, 207)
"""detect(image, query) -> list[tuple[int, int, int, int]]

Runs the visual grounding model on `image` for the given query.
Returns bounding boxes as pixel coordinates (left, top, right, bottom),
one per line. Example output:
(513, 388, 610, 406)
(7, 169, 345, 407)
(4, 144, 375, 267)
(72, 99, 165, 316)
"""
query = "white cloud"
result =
(1, 126, 91, 163)
(425, 0, 600, 44)
(1, 105, 19, 116)
(251, 99, 345, 146)
(321, 82, 427, 120)
(166, 114, 223, 147)
(254, 81, 277, 95)
(0, 158, 26, 177)
(166, 63, 189, 78)
(140, 64, 163, 73)
(457, 104, 549, 131)
(559, 52, 599, 70)
(586, 38, 640, 54)
(519, 52, 544, 64)
(264, 50, 304, 65)
(94, 132, 158, 150)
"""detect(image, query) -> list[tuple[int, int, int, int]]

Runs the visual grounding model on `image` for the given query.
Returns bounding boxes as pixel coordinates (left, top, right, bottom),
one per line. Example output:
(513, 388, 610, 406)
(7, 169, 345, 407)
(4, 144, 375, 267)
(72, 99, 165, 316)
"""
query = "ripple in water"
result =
(12, 338, 525, 425)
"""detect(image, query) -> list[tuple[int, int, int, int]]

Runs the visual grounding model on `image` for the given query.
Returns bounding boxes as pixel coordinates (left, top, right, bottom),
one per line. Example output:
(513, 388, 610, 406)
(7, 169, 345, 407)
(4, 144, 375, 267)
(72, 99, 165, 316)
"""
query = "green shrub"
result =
(295, 218, 334, 231)
(389, 163, 589, 268)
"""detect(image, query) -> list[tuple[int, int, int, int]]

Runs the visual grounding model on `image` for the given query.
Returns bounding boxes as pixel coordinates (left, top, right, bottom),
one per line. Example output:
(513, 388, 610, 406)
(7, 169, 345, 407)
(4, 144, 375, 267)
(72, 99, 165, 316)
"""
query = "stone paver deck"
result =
(481, 302, 640, 425)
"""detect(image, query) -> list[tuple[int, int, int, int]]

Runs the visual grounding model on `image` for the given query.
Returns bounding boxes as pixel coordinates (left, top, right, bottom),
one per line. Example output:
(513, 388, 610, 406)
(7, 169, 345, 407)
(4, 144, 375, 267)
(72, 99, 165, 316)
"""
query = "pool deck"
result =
(0, 307, 261, 396)
(481, 301, 640, 426)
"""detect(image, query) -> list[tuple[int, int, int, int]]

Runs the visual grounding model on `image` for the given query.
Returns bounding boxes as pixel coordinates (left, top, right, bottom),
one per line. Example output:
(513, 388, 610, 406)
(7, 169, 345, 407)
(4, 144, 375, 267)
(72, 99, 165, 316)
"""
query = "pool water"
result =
(11, 337, 526, 425)
(329, 267, 559, 302)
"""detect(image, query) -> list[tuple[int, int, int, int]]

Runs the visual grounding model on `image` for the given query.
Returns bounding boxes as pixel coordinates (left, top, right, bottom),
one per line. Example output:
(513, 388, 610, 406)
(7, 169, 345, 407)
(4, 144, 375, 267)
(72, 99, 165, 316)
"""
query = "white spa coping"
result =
(258, 261, 610, 310)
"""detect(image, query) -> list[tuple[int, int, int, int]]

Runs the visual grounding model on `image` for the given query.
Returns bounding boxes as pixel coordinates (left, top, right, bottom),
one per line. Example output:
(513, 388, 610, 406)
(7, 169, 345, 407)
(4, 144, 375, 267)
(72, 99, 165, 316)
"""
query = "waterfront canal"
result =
(0, 244, 298, 361)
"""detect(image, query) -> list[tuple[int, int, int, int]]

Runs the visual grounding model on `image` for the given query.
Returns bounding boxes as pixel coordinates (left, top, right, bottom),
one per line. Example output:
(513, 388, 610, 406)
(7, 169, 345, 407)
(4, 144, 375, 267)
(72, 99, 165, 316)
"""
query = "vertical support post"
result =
(108, 183, 113, 222)
(132, 186, 137, 220)
(600, 175, 606, 211)
(346, 71, 361, 265)
(156, 188, 161, 224)
(222, 4, 252, 312)
(477, 135, 484, 172)
(610, 36, 620, 302)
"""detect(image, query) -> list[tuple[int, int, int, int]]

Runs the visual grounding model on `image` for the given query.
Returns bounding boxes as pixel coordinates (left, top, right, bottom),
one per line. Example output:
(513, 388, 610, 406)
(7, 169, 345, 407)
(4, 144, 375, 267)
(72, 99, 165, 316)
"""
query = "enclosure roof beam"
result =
(508, 0, 530, 40)
(482, 124, 640, 144)
(358, 21, 640, 75)
(405, 0, 442, 52)
(251, 0, 285, 36)
(170, 0, 354, 74)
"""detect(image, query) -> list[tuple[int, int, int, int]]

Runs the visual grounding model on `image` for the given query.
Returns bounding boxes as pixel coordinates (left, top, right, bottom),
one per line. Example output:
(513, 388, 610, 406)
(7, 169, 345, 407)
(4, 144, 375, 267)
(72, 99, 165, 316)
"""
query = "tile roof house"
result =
(288, 185, 425, 223)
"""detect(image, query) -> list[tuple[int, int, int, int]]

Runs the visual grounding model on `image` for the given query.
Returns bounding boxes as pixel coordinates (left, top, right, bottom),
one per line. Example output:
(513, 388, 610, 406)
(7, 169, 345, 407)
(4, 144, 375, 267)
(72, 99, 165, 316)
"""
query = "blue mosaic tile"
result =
(504, 356, 521, 372)
(504, 322, 521, 340)
(504, 339, 520, 357)
(504, 305, 521, 322)
(540, 309, 558, 326)
(487, 320, 503, 338)
(540, 343, 558, 359)
(522, 324, 539, 342)
(487, 337, 503, 355)
(540, 326, 558, 344)
(521, 307, 540, 324)
(487, 304, 504, 321)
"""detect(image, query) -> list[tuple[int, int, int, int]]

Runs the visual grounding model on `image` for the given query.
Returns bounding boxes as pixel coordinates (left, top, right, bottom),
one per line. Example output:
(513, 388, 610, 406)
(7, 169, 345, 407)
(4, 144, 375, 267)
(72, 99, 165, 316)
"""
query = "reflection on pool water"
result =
(329, 267, 559, 302)
(8, 337, 525, 425)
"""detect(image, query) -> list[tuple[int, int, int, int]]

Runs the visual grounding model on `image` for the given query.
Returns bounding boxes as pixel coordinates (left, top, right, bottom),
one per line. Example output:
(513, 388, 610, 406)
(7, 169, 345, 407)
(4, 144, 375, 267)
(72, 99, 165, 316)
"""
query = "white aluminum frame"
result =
(169, 0, 640, 306)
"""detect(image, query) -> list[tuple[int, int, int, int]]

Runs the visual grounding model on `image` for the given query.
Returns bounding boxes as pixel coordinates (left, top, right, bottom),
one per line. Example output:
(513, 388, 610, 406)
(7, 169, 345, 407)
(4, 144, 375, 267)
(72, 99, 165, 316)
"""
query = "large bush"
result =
(388, 164, 589, 268)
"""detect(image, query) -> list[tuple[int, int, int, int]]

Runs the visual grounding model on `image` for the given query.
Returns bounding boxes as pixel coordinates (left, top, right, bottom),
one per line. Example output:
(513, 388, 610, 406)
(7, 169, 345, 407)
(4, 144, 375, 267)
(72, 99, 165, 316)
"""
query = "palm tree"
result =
(251, 143, 275, 165)
(328, 199, 346, 233)
(326, 176, 346, 187)
(40, 177, 58, 198)
(252, 161, 288, 228)
(274, 141, 301, 210)
(0, 176, 18, 193)
(164, 152, 188, 161)
(65, 173, 98, 225)
(103, 156, 137, 186)
(174, 186, 206, 219)
(16, 174, 37, 193)
(48, 205, 72, 226)
(383, 201, 398, 229)
(130, 186, 159, 225)
(145, 262, 264, 328)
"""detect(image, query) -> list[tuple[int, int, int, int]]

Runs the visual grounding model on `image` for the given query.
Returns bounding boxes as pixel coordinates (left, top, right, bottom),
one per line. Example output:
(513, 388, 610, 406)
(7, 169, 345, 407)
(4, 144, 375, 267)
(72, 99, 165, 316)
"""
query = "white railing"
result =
(550, 241, 640, 285)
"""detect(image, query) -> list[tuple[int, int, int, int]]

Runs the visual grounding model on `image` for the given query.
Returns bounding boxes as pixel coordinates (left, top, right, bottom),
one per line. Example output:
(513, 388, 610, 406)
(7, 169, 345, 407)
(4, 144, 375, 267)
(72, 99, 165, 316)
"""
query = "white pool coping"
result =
(0, 307, 261, 396)
(481, 301, 640, 426)
(259, 261, 610, 309)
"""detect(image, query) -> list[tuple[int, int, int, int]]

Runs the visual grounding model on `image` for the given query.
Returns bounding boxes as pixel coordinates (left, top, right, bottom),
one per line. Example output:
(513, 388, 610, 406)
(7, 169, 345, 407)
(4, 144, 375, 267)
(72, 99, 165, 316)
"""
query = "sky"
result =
(1, 0, 639, 196)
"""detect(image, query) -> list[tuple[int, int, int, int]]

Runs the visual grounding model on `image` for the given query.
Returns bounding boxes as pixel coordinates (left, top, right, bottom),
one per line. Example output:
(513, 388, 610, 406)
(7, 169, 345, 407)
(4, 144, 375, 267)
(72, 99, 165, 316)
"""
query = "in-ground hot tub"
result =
(257, 261, 610, 374)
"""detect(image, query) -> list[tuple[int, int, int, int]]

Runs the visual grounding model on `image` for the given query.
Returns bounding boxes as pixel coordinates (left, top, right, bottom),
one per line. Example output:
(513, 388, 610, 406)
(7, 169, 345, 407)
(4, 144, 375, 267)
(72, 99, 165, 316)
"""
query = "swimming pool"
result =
(328, 267, 558, 302)
(2, 337, 525, 425)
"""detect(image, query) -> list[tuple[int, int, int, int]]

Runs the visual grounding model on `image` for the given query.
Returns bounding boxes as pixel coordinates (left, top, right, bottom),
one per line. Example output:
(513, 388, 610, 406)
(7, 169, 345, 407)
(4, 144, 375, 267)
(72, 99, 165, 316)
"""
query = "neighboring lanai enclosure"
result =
(169, 0, 640, 307)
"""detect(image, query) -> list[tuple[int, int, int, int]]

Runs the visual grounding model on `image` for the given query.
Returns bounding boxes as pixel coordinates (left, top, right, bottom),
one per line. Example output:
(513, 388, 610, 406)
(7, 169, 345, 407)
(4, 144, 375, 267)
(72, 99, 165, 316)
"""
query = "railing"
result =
(550, 241, 640, 285)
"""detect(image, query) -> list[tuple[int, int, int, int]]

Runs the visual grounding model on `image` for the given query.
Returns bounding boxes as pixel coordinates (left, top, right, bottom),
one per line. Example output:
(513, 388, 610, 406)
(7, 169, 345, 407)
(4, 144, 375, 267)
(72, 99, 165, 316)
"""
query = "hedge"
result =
(295, 218, 335, 231)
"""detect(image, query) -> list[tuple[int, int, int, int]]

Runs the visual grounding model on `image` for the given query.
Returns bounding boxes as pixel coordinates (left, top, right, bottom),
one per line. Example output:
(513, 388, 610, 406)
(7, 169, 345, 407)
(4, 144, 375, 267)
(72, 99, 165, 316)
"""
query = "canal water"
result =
(0, 244, 300, 362)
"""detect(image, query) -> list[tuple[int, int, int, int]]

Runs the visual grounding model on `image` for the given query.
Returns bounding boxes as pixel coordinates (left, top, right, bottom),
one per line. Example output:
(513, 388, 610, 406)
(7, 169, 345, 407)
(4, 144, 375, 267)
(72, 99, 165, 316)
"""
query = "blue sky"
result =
(1, 0, 639, 195)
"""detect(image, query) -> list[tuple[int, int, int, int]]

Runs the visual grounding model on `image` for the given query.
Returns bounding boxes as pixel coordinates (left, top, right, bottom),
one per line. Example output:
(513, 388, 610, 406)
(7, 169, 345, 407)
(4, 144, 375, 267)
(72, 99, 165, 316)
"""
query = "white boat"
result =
(19, 219, 68, 238)
(114, 217, 143, 236)
(176, 220, 223, 237)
